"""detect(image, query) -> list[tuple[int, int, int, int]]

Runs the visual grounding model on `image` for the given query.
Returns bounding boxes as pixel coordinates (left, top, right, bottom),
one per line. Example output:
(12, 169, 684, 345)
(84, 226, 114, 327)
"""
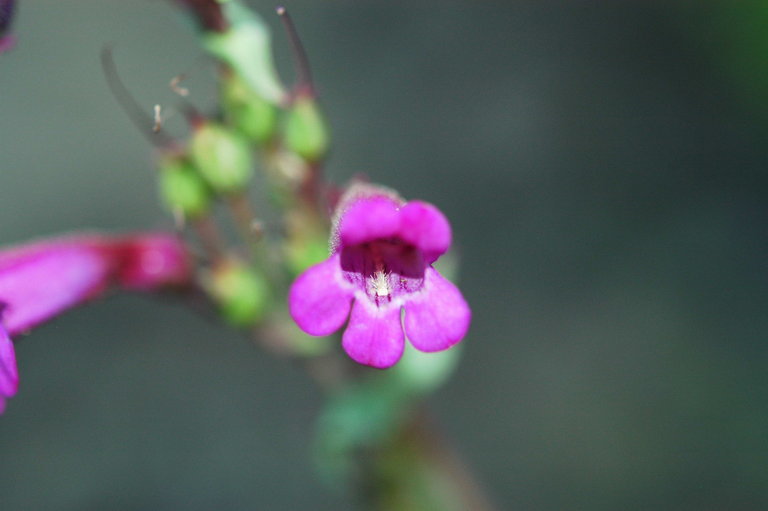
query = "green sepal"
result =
(189, 122, 253, 194)
(209, 259, 271, 327)
(284, 95, 330, 163)
(222, 71, 278, 145)
(157, 156, 211, 218)
(202, 1, 286, 105)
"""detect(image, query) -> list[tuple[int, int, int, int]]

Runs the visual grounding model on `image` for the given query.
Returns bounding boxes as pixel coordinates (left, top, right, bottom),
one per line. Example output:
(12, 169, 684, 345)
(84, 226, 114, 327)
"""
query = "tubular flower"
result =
(0, 232, 191, 413)
(289, 186, 470, 368)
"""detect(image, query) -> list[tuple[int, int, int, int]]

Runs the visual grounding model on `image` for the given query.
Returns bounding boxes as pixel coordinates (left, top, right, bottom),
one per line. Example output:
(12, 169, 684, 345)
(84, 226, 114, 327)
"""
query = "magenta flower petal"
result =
(404, 268, 470, 353)
(342, 301, 405, 368)
(0, 242, 112, 336)
(289, 254, 353, 336)
(0, 324, 18, 404)
(398, 201, 452, 263)
(339, 196, 401, 247)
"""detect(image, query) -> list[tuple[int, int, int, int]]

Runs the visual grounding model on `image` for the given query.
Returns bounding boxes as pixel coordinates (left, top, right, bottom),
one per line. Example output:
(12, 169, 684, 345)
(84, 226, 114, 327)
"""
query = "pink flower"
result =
(289, 187, 471, 368)
(0, 232, 191, 413)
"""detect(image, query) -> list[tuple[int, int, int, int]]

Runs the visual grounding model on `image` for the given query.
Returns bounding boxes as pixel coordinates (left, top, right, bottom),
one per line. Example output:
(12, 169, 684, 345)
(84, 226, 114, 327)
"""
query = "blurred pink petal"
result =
(0, 232, 191, 414)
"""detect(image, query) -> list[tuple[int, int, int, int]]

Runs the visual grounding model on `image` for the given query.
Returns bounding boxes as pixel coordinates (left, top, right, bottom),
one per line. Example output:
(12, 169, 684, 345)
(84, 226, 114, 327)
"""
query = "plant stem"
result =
(371, 408, 499, 511)
(226, 192, 263, 247)
(191, 215, 225, 263)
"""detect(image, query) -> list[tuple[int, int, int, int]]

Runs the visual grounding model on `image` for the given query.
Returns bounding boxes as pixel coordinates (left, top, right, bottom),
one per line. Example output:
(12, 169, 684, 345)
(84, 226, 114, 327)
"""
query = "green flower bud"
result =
(189, 122, 253, 194)
(284, 95, 330, 163)
(222, 71, 277, 144)
(202, 1, 286, 105)
(209, 259, 270, 327)
(158, 156, 211, 218)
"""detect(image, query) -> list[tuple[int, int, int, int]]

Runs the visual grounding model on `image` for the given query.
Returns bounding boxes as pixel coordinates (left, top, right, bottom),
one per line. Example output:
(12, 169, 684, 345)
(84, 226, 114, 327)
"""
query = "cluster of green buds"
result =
(113, 0, 332, 335)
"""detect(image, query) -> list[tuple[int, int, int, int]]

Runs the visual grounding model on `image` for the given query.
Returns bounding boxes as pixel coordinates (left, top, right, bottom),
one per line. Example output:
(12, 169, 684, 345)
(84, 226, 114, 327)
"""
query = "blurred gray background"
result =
(2, 1, 768, 510)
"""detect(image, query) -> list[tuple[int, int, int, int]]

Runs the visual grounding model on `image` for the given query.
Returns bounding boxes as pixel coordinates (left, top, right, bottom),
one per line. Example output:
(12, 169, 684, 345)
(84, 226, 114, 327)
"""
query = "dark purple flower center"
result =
(340, 239, 425, 306)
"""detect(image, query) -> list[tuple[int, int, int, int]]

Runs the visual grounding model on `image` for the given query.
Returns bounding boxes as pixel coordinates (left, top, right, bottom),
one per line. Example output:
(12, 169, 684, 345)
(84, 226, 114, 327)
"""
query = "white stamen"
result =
(369, 270, 391, 298)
